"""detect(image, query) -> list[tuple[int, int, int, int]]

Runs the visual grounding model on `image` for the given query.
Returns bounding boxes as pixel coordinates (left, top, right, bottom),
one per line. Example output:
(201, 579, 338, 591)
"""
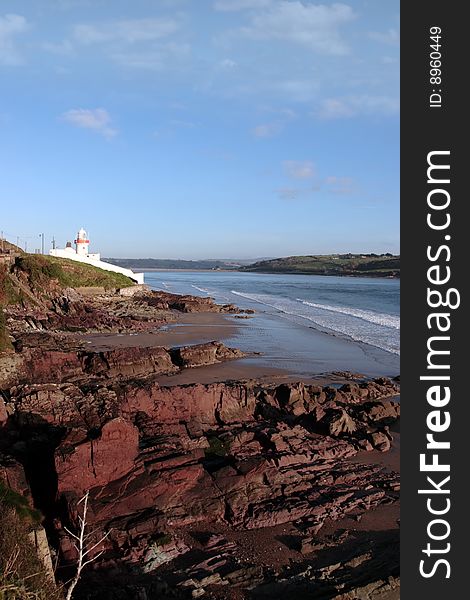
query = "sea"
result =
(144, 271, 400, 377)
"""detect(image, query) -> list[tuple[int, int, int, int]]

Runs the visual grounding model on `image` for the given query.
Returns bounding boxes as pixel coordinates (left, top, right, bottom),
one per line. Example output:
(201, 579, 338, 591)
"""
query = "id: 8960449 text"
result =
(429, 26, 443, 109)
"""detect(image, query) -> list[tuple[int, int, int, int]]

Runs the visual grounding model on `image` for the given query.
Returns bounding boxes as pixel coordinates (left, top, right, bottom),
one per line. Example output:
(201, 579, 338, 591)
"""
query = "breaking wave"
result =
(299, 300, 400, 329)
(231, 290, 399, 355)
(191, 285, 210, 294)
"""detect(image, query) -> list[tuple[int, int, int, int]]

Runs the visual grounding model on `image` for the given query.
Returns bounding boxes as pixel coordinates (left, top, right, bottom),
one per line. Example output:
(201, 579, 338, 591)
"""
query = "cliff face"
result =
(0, 255, 132, 353)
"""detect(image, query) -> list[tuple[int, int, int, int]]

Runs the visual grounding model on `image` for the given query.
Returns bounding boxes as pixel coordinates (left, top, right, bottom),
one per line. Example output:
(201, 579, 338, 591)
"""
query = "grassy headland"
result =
(12, 255, 134, 290)
(0, 253, 134, 351)
(240, 253, 400, 278)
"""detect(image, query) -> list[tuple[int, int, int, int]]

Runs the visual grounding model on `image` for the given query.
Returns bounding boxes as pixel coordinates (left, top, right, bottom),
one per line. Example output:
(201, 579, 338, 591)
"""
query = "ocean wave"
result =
(299, 300, 400, 330)
(231, 290, 399, 355)
(191, 285, 210, 294)
(231, 290, 298, 315)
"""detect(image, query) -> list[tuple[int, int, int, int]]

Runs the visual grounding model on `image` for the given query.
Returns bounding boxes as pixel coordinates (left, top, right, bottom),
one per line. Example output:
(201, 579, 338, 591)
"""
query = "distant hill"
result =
(103, 258, 256, 270)
(240, 254, 400, 278)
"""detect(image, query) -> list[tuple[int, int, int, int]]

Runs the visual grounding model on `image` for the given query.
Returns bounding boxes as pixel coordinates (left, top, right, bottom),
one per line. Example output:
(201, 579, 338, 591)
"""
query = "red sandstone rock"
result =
(170, 341, 244, 368)
(3, 340, 246, 387)
(0, 395, 7, 425)
(325, 408, 358, 436)
(2, 362, 400, 597)
(56, 417, 139, 494)
(80, 346, 178, 379)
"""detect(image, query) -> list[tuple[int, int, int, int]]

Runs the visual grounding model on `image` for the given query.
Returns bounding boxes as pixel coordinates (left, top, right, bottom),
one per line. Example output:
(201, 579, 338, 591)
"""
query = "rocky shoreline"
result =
(0, 284, 400, 599)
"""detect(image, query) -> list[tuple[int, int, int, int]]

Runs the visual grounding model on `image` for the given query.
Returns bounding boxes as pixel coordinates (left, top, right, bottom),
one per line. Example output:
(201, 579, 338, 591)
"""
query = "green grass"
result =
(0, 266, 17, 351)
(0, 483, 60, 600)
(0, 310, 12, 352)
(241, 253, 400, 278)
(0, 265, 24, 306)
(14, 255, 134, 290)
(204, 436, 230, 458)
(0, 482, 42, 524)
(153, 533, 172, 547)
(0, 255, 134, 351)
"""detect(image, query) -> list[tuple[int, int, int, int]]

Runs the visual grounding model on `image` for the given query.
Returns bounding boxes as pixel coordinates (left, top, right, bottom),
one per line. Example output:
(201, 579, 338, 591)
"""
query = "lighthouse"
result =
(75, 227, 90, 256)
(49, 226, 144, 284)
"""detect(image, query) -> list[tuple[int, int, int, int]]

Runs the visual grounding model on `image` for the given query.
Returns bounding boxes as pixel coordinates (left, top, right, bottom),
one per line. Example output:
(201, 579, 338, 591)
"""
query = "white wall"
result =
(49, 249, 144, 284)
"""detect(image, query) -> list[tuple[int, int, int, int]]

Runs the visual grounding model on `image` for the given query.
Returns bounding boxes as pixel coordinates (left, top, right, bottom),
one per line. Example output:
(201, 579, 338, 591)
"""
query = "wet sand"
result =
(83, 313, 364, 386)
(83, 313, 240, 351)
(154, 360, 362, 386)
(83, 308, 399, 380)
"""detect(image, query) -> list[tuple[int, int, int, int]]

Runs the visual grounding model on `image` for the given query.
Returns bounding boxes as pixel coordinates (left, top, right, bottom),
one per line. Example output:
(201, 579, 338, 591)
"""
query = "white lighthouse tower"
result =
(75, 227, 90, 256)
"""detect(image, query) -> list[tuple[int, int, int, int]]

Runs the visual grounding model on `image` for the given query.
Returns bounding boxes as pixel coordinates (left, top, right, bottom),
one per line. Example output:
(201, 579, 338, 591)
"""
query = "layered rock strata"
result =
(1, 368, 399, 599)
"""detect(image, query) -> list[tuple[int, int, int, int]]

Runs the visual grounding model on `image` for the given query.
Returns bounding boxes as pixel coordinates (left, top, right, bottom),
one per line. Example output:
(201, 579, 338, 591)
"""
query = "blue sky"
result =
(0, 0, 399, 259)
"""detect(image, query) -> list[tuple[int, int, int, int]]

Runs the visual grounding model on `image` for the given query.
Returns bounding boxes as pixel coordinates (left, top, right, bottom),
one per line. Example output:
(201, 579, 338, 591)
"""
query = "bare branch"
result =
(82, 531, 111, 559)
(64, 491, 109, 600)
(81, 550, 105, 569)
(63, 527, 81, 542)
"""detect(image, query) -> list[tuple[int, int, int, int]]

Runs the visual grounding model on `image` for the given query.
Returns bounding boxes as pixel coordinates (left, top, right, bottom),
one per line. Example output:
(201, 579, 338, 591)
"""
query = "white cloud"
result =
(314, 95, 399, 119)
(61, 108, 117, 138)
(315, 98, 355, 119)
(252, 122, 282, 138)
(0, 14, 30, 66)
(214, 0, 272, 11)
(73, 18, 180, 45)
(277, 187, 303, 201)
(277, 107, 297, 120)
(42, 39, 74, 55)
(219, 58, 237, 69)
(283, 160, 316, 179)
(241, 2, 355, 55)
(276, 184, 320, 201)
(325, 176, 355, 194)
(369, 28, 399, 46)
(71, 18, 189, 70)
(269, 79, 320, 102)
(110, 42, 190, 70)
(52, 0, 95, 8)
(250, 106, 297, 138)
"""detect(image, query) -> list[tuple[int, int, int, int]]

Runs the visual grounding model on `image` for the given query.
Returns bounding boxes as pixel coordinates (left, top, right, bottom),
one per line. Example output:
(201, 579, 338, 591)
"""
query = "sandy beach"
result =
(83, 312, 241, 350)
(83, 307, 399, 382)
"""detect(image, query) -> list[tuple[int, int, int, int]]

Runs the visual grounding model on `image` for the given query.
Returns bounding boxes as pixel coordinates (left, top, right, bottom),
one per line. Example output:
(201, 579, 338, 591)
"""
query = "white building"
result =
(49, 227, 144, 285)
(74, 227, 100, 259)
